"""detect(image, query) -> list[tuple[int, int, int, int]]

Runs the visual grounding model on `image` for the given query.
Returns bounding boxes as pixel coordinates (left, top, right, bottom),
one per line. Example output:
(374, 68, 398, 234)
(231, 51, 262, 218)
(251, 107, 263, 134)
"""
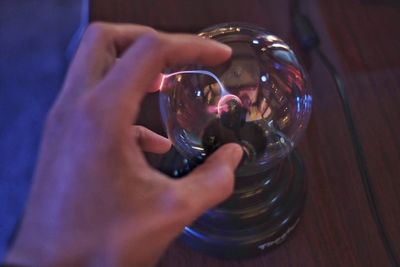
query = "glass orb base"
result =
(175, 152, 306, 259)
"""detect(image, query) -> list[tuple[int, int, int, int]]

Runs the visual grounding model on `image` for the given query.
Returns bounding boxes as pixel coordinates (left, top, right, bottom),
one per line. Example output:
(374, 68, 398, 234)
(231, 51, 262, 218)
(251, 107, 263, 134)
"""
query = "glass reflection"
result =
(160, 23, 312, 176)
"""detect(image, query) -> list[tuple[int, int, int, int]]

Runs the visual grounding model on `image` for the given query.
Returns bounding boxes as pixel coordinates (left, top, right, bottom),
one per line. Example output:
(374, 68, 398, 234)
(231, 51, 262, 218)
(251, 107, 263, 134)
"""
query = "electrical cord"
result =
(315, 47, 400, 267)
(290, 1, 400, 266)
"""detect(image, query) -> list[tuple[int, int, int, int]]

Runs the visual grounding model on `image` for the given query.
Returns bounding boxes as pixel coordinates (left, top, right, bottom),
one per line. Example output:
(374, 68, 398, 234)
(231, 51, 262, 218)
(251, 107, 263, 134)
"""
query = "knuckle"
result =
(161, 185, 192, 214)
(42, 104, 74, 138)
(44, 106, 65, 130)
(132, 125, 146, 140)
(86, 22, 108, 33)
(140, 26, 157, 35)
(138, 31, 163, 51)
(84, 22, 111, 43)
(75, 93, 105, 128)
(44, 97, 76, 125)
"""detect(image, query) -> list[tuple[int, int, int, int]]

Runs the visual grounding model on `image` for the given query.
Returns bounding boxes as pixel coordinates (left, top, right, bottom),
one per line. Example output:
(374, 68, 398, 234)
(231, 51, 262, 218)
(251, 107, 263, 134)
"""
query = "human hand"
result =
(5, 23, 242, 267)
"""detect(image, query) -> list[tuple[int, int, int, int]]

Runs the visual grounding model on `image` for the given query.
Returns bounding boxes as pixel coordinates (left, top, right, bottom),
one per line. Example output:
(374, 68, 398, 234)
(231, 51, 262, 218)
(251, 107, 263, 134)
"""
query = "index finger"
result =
(62, 23, 156, 99)
(95, 31, 232, 124)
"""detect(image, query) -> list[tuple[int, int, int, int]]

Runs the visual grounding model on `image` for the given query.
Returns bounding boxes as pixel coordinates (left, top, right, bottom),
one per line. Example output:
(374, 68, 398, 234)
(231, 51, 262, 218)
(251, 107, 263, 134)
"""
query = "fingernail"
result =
(211, 40, 232, 53)
(225, 143, 243, 166)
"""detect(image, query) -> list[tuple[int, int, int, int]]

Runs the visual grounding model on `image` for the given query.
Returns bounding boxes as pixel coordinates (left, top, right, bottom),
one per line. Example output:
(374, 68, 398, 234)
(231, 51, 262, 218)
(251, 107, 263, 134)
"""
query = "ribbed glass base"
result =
(179, 152, 306, 259)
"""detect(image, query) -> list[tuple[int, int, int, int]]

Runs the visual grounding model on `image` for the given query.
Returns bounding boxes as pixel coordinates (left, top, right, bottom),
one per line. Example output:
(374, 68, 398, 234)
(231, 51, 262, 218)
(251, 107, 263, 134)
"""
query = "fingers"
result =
(61, 23, 156, 99)
(132, 126, 171, 154)
(175, 143, 243, 221)
(96, 31, 232, 124)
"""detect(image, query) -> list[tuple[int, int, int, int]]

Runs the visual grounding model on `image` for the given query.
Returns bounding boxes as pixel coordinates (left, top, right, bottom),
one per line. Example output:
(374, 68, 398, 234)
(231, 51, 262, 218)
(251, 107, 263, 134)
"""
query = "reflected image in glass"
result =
(160, 23, 312, 176)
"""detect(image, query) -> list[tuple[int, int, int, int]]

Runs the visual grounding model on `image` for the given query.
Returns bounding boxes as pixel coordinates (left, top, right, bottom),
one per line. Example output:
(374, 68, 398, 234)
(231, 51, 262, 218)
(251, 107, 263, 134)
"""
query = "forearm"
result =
(5, 213, 182, 267)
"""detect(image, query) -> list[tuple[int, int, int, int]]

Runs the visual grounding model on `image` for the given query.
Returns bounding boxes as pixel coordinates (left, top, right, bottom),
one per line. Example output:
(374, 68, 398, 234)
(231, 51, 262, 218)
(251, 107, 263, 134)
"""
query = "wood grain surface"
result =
(89, 0, 400, 266)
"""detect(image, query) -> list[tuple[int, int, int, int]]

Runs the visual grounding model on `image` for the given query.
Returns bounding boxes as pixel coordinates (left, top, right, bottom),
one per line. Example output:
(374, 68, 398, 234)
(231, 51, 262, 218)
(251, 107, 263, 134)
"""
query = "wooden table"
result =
(89, 0, 400, 266)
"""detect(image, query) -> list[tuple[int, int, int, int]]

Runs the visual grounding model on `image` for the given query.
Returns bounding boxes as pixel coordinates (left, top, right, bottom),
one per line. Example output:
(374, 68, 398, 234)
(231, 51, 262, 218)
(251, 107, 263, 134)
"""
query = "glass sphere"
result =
(159, 23, 312, 176)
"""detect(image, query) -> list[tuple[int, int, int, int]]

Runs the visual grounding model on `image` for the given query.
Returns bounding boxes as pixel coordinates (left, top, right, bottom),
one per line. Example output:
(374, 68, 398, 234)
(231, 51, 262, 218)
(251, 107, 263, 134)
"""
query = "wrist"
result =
(5, 226, 98, 267)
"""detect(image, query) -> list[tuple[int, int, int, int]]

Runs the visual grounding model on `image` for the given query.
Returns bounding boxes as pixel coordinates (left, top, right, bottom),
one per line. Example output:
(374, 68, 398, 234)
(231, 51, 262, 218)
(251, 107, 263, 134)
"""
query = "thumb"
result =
(176, 143, 243, 222)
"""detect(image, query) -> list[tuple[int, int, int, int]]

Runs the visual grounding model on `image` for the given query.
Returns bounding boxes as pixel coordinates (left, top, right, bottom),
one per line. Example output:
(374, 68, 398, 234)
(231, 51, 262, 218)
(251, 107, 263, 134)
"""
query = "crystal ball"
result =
(159, 23, 312, 176)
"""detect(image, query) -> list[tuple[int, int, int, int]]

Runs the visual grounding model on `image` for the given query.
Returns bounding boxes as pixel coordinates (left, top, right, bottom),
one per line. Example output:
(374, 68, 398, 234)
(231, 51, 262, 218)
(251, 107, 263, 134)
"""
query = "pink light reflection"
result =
(158, 74, 166, 91)
(217, 94, 242, 116)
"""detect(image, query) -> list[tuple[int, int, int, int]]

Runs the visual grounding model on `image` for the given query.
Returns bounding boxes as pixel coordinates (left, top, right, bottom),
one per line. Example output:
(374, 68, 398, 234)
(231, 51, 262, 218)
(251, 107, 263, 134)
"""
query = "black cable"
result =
(315, 47, 400, 267)
(291, 2, 400, 266)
